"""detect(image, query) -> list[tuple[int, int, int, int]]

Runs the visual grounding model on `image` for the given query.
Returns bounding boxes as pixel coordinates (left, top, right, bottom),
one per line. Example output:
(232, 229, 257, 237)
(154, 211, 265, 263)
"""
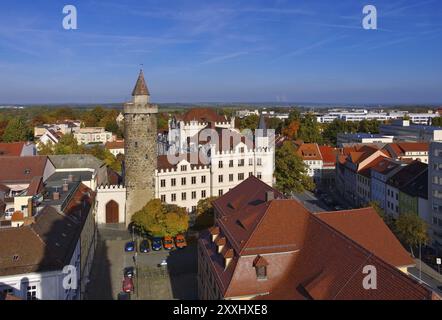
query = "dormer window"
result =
(253, 255, 269, 280)
(24, 169, 31, 174)
(256, 266, 267, 280)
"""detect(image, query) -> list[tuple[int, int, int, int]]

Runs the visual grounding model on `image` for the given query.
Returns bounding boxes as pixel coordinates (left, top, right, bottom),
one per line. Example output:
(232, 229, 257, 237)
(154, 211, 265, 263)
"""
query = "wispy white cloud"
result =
(200, 51, 249, 65)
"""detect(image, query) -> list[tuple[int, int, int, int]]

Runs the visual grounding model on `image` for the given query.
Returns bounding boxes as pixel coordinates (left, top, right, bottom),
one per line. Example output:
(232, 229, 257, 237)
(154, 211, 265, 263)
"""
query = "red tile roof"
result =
(0, 156, 49, 184)
(317, 208, 415, 267)
(296, 143, 322, 161)
(0, 142, 25, 156)
(318, 145, 337, 166)
(200, 177, 436, 300)
(105, 140, 124, 149)
(178, 108, 227, 123)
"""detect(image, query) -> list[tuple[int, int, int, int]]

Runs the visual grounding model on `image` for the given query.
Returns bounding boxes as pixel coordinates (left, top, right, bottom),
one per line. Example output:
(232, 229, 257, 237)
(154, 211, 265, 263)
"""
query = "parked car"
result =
(122, 276, 134, 293)
(123, 266, 135, 278)
(117, 292, 130, 300)
(4, 208, 14, 220)
(139, 239, 150, 253)
(159, 259, 168, 267)
(175, 234, 187, 249)
(124, 241, 135, 252)
(163, 236, 174, 250)
(151, 237, 162, 251)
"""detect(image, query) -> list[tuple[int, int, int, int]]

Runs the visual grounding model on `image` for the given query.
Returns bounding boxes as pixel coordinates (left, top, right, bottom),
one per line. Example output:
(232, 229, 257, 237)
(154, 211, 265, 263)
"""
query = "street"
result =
(85, 224, 198, 300)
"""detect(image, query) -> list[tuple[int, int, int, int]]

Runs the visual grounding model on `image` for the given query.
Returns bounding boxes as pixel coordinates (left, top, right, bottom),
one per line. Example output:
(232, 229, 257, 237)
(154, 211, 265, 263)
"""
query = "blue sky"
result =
(0, 0, 441, 104)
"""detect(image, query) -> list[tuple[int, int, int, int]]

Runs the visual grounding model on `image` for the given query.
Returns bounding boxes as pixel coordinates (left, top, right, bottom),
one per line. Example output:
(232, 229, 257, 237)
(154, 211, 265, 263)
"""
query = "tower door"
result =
(105, 200, 119, 223)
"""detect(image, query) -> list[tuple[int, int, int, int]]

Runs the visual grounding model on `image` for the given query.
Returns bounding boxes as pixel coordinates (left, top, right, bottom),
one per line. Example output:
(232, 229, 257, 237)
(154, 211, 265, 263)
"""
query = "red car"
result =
(122, 276, 134, 293)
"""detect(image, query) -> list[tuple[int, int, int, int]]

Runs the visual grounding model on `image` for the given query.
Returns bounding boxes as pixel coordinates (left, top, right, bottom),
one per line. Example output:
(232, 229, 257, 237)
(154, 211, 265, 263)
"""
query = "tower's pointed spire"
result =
(132, 69, 150, 96)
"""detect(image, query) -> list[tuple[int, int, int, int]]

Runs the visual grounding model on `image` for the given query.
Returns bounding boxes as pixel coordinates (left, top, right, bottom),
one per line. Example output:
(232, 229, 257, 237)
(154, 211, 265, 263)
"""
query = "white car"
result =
(4, 208, 15, 220)
(159, 259, 168, 267)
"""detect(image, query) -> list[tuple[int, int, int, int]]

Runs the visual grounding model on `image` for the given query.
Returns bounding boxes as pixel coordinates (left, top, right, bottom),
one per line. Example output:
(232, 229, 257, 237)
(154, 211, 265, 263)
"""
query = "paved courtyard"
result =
(85, 224, 198, 300)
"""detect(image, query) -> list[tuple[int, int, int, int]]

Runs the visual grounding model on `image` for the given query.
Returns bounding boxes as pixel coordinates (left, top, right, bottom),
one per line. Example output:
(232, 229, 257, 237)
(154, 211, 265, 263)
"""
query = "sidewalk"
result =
(414, 258, 442, 283)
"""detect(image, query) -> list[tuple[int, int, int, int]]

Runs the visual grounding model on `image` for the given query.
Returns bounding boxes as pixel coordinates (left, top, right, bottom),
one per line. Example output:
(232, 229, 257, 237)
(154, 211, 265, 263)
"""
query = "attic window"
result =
(12, 254, 19, 262)
(256, 266, 267, 280)
(24, 169, 31, 174)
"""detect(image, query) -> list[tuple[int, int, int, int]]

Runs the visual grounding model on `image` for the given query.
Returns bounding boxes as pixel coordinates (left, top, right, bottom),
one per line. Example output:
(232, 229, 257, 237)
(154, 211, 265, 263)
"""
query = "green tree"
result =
(2, 118, 32, 142)
(37, 140, 55, 155)
(358, 119, 379, 134)
(131, 199, 189, 237)
(432, 117, 442, 127)
(275, 141, 315, 194)
(53, 134, 85, 154)
(194, 197, 218, 230)
(395, 212, 429, 256)
(297, 114, 322, 143)
(236, 114, 259, 130)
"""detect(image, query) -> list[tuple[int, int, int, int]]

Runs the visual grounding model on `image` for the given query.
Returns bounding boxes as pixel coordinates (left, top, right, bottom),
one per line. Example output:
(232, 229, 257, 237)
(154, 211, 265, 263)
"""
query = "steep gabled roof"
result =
(0, 156, 49, 184)
(0, 142, 25, 156)
(132, 69, 150, 96)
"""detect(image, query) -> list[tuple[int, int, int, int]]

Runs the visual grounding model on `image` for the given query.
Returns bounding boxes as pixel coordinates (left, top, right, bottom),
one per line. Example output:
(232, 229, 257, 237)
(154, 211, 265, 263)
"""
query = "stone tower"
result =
(124, 70, 158, 224)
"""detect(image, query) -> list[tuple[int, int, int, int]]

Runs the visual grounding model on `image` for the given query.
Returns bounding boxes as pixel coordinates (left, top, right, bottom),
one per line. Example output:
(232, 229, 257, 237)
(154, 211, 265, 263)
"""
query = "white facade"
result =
(95, 185, 126, 224)
(0, 240, 80, 300)
(317, 109, 437, 124)
(155, 160, 211, 212)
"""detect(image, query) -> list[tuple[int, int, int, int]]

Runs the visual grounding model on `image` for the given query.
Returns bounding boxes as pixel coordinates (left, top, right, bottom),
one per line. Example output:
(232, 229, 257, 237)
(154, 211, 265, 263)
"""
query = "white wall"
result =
(95, 185, 126, 224)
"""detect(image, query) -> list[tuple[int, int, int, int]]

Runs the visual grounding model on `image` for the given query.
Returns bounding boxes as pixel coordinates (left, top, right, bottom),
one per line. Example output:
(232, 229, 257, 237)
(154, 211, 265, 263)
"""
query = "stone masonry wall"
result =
(124, 103, 158, 224)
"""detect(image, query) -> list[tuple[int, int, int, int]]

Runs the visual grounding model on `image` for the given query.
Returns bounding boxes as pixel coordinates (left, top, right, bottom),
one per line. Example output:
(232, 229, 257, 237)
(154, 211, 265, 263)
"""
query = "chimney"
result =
(53, 191, 60, 200)
(27, 198, 33, 217)
(62, 183, 69, 192)
(67, 174, 74, 182)
(265, 191, 274, 202)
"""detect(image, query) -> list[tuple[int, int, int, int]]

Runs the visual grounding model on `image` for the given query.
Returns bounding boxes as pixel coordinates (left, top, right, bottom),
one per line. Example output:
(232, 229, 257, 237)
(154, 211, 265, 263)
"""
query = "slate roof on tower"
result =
(132, 70, 150, 96)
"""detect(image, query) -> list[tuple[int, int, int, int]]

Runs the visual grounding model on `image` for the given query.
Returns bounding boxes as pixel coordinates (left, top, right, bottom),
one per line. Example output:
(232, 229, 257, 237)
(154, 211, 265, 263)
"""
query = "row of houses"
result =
(35, 120, 115, 146)
(0, 153, 114, 300)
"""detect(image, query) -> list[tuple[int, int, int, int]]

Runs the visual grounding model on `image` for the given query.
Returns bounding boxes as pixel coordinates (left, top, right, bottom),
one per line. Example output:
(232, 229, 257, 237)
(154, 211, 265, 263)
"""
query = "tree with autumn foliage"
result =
(131, 199, 189, 237)
(194, 196, 218, 230)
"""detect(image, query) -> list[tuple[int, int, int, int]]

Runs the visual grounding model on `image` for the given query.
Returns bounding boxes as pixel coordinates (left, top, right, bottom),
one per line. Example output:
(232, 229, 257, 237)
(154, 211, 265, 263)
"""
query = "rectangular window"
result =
(191, 176, 196, 184)
(238, 159, 245, 167)
(181, 165, 187, 171)
(218, 161, 223, 168)
(160, 179, 166, 188)
(256, 266, 267, 280)
(201, 190, 206, 198)
(191, 191, 196, 199)
(171, 193, 176, 202)
(27, 285, 37, 300)
(229, 174, 234, 182)
(249, 158, 253, 166)
(181, 177, 186, 186)
(257, 172, 262, 179)
(257, 158, 262, 166)
(171, 178, 176, 187)
(181, 192, 186, 201)
(240, 147, 245, 153)
(192, 206, 197, 212)
(238, 173, 244, 181)
(201, 176, 206, 184)
(218, 189, 224, 196)
(160, 195, 166, 202)
(229, 160, 234, 168)
(249, 172, 253, 177)
(218, 175, 223, 183)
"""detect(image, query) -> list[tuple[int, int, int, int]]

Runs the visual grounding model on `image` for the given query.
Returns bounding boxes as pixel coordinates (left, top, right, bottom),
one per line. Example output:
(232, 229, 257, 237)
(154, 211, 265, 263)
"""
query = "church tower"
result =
(124, 70, 158, 224)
